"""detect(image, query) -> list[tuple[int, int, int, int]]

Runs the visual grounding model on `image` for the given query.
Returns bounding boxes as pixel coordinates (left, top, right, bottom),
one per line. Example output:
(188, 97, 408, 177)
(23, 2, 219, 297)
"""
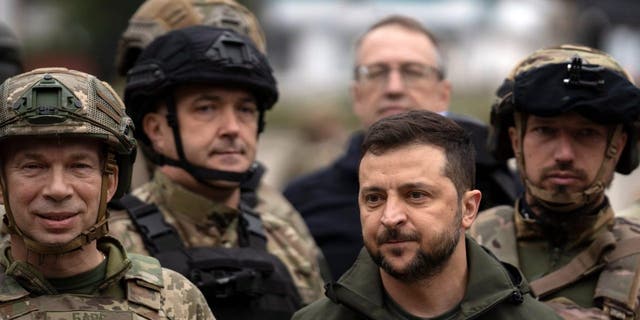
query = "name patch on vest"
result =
(44, 311, 133, 320)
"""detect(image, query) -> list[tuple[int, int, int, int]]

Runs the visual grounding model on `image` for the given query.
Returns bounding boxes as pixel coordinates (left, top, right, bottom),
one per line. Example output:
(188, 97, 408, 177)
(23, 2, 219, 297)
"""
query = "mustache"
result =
(376, 228, 421, 245)
(540, 163, 588, 180)
(209, 140, 246, 154)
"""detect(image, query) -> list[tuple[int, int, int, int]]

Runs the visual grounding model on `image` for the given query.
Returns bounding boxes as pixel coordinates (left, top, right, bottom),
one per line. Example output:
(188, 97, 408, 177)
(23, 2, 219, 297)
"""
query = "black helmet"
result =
(124, 25, 277, 184)
(490, 44, 640, 174)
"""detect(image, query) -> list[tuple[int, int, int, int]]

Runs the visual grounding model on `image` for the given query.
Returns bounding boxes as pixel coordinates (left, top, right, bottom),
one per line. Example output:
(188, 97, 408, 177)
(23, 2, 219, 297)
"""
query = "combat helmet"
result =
(115, 0, 266, 76)
(125, 25, 277, 185)
(489, 44, 640, 212)
(0, 68, 136, 254)
(0, 22, 23, 83)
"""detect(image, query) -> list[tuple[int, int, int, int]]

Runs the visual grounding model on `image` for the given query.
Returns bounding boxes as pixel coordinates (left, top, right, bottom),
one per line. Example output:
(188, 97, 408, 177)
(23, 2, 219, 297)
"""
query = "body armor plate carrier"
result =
(110, 195, 302, 320)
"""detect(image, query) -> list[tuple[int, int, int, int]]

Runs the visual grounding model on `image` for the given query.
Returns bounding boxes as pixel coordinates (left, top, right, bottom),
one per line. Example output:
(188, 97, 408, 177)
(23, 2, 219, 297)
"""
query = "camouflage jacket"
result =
(108, 171, 325, 304)
(0, 236, 215, 319)
(469, 200, 640, 319)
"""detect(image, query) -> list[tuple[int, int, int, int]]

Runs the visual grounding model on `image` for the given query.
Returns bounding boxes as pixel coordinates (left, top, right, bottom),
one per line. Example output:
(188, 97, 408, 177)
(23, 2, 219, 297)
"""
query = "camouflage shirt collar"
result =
(150, 171, 240, 227)
(0, 237, 131, 296)
(515, 198, 615, 249)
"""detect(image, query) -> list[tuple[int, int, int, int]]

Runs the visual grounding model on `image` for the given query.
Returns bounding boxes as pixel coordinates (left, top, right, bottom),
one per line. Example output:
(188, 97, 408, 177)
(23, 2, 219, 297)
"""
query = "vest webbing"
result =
(0, 260, 164, 319)
(110, 194, 303, 320)
(477, 209, 640, 320)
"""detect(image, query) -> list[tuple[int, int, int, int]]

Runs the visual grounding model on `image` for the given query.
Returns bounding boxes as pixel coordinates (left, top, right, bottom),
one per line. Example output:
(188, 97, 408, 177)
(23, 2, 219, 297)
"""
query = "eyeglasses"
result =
(354, 63, 444, 89)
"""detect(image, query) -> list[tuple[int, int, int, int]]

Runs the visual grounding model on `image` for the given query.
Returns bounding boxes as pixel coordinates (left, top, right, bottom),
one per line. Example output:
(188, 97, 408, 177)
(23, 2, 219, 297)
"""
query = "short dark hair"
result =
(361, 110, 475, 196)
(354, 15, 444, 74)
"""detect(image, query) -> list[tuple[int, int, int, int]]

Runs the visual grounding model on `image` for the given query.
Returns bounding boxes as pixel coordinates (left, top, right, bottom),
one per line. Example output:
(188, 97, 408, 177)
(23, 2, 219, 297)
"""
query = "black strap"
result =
(113, 194, 268, 252)
(112, 194, 184, 254)
(238, 202, 268, 250)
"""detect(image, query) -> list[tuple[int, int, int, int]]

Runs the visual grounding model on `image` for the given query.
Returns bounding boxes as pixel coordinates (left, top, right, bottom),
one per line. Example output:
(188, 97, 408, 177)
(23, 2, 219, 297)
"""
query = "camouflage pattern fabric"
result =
(0, 237, 215, 319)
(469, 201, 640, 319)
(108, 171, 325, 304)
(505, 44, 632, 82)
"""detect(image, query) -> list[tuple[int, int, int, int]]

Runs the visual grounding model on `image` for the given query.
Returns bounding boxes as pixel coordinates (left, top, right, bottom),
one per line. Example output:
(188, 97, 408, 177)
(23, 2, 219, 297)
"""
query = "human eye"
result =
(363, 65, 389, 80)
(406, 190, 429, 204)
(21, 161, 44, 171)
(362, 192, 385, 208)
(238, 103, 258, 115)
(402, 64, 428, 78)
(576, 128, 602, 138)
(531, 126, 557, 137)
(194, 103, 215, 114)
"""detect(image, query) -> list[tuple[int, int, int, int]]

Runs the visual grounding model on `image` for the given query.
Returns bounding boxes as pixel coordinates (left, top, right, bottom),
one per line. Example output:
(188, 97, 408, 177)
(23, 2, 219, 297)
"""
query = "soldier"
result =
(0, 68, 215, 319)
(293, 110, 561, 319)
(114, 1, 323, 276)
(283, 14, 520, 280)
(0, 22, 23, 83)
(469, 44, 640, 319)
(108, 25, 324, 319)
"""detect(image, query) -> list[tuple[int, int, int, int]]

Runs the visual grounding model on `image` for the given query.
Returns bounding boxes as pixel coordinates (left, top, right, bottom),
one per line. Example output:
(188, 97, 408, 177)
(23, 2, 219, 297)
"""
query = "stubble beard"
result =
(368, 209, 462, 283)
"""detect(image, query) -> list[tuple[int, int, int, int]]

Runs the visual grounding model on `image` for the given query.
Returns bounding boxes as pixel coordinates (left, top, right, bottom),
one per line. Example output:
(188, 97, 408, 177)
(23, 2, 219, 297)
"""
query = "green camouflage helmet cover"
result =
(115, 0, 266, 76)
(0, 68, 136, 254)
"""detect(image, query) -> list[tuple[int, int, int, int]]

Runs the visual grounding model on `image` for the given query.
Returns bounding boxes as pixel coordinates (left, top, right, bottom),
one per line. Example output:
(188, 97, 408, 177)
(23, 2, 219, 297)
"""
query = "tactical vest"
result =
(110, 195, 303, 320)
(0, 254, 165, 319)
(471, 206, 640, 320)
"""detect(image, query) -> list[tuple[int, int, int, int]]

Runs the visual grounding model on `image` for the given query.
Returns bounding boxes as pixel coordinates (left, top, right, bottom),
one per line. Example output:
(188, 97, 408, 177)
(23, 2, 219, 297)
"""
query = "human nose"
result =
(384, 68, 406, 94)
(380, 196, 407, 228)
(218, 106, 240, 136)
(42, 166, 73, 202)
(554, 132, 576, 164)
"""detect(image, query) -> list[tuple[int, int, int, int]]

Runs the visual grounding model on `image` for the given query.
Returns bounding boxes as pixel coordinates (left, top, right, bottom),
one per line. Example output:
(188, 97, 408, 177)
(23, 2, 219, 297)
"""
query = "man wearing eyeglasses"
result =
(283, 15, 520, 280)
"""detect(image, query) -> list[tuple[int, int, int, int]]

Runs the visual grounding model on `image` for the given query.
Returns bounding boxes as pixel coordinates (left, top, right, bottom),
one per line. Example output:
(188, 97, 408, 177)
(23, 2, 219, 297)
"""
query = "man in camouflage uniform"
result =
(114, 1, 324, 279)
(469, 44, 640, 319)
(108, 25, 324, 319)
(0, 68, 215, 319)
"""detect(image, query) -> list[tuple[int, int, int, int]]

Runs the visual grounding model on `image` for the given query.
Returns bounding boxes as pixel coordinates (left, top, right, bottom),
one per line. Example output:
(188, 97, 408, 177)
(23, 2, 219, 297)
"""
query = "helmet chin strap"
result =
(515, 112, 623, 213)
(2, 152, 117, 255)
(158, 94, 255, 187)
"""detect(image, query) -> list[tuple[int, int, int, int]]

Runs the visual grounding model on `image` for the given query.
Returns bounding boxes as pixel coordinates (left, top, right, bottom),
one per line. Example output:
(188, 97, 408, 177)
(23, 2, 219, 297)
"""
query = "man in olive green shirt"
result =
(294, 110, 560, 319)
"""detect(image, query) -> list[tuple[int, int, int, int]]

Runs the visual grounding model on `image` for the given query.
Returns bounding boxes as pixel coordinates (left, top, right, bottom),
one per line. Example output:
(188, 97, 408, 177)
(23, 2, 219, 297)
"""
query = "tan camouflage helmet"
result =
(115, 0, 266, 76)
(0, 68, 136, 254)
(489, 44, 640, 212)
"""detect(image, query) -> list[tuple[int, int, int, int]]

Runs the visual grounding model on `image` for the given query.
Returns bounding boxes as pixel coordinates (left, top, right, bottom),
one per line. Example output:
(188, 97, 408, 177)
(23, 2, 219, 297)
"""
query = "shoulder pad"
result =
(126, 253, 164, 289)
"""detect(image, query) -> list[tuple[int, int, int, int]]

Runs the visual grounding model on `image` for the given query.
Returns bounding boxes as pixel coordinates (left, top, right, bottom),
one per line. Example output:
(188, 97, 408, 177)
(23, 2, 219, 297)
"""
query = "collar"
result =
(515, 198, 615, 248)
(0, 237, 131, 296)
(149, 171, 240, 228)
(332, 236, 523, 317)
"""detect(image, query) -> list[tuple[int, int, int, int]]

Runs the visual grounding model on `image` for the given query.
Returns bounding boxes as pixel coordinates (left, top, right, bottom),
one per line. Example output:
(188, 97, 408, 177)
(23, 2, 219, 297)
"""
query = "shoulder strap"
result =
(529, 230, 617, 298)
(594, 218, 640, 320)
(238, 202, 267, 250)
(125, 254, 164, 313)
(111, 194, 184, 254)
